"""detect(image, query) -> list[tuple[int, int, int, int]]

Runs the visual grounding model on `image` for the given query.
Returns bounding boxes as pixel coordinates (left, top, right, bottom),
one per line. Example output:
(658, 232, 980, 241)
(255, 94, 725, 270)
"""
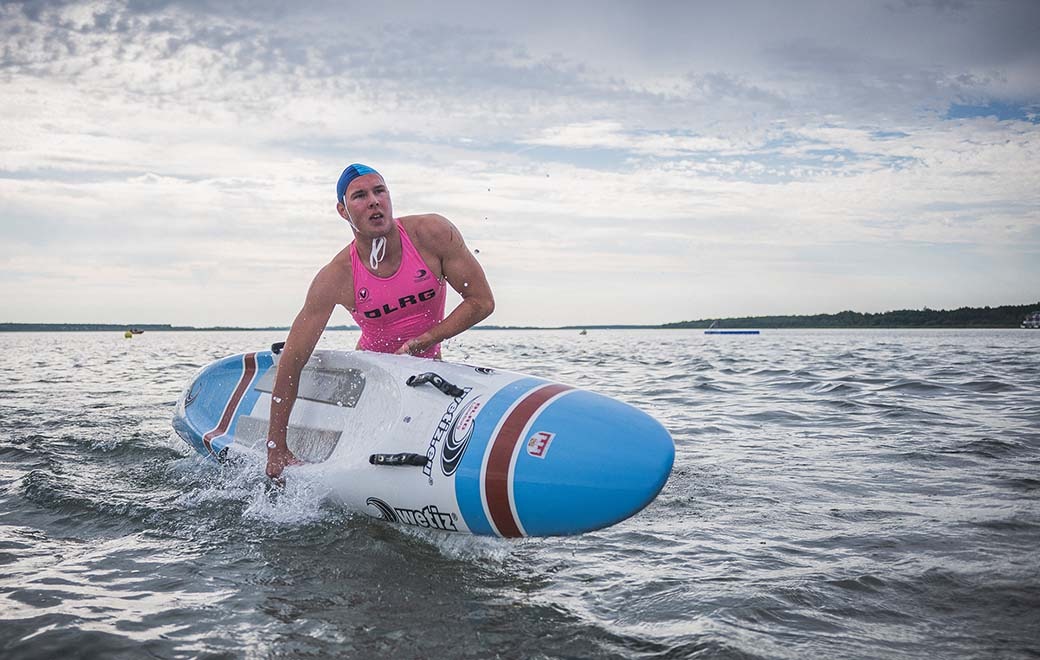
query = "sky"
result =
(1, 0, 1038, 328)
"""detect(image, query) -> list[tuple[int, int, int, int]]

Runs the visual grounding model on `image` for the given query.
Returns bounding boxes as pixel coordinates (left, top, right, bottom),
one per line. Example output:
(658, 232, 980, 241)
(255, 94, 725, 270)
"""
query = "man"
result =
(265, 164, 495, 480)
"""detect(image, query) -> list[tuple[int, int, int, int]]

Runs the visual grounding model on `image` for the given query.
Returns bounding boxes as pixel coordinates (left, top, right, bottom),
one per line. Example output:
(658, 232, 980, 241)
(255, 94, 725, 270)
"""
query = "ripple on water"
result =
(1, 329, 1039, 659)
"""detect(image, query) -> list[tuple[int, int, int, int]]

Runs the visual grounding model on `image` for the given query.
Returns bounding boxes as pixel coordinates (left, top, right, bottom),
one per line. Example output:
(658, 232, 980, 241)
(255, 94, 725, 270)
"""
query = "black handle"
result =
(406, 372, 466, 398)
(369, 453, 429, 467)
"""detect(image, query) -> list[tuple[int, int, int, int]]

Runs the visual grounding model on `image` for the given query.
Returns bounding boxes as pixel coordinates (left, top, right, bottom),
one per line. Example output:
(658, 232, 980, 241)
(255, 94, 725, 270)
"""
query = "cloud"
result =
(1, 0, 1038, 325)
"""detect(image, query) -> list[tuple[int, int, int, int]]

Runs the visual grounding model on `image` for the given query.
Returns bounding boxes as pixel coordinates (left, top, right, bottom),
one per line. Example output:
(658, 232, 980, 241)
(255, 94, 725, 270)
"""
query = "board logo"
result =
(366, 497, 398, 522)
(358, 287, 370, 302)
(184, 381, 201, 407)
(527, 431, 555, 459)
(474, 367, 495, 375)
(424, 387, 474, 482)
(441, 398, 482, 476)
(364, 497, 459, 531)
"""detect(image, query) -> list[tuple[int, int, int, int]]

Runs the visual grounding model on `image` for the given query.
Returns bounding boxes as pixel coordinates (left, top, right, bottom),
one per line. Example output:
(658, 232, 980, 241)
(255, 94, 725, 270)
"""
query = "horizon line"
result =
(2, 301, 1038, 332)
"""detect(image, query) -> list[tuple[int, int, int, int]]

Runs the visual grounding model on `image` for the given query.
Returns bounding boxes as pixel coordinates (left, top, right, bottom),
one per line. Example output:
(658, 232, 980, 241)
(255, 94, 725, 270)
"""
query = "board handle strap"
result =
(369, 453, 429, 467)
(406, 372, 466, 398)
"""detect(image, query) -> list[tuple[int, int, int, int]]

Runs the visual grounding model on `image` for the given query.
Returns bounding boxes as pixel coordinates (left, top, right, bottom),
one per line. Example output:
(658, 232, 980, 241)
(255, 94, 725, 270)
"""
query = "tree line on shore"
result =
(663, 302, 1040, 329)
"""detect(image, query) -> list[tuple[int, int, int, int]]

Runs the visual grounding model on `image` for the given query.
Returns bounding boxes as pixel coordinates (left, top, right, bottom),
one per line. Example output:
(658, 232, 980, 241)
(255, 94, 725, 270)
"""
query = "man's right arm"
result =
(265, 267, 341, 480)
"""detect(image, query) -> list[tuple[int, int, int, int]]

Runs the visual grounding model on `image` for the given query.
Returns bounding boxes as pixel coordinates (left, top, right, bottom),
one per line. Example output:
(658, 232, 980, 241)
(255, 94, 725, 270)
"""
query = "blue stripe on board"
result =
(180, 354, 250, 458)
(213, 352, 275, 454)
(512, 389, 674, 536)
(454, 377, 547, 536)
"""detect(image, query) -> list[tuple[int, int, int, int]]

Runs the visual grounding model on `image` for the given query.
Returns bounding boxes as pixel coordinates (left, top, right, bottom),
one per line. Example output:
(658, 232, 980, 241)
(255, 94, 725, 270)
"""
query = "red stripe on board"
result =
(484, 383, 571, 537)
(203, 353, 257, 455)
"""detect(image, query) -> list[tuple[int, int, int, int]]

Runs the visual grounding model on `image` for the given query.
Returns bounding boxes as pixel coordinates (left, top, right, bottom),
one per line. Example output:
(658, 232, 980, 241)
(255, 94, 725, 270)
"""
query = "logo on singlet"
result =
(363, 288, 437, 319)
(414, 269, 429, 282)
(358, 287, 370, 302)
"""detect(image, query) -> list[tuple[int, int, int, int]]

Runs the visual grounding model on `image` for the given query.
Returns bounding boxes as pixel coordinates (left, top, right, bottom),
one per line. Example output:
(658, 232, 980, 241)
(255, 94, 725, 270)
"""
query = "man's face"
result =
(340, 174, 392, 235)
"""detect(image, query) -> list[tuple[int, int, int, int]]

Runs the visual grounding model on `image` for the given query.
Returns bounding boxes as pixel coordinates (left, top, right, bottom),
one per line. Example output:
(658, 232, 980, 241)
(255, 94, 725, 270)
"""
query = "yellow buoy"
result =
(124, 330, 133, 338)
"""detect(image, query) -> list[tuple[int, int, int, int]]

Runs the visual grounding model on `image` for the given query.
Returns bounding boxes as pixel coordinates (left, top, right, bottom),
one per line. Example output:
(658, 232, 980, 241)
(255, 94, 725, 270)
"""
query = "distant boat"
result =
(579, 329, 587, 335)
(1023, 311, 1040, 329)
(704, 320, 759, 335)
(130, 329, 145, 335)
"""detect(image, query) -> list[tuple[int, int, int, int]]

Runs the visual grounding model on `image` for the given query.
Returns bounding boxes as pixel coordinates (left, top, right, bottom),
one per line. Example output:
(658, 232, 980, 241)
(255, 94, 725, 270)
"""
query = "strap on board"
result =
(406, 372, 466, 398)
(369, 452, 429, 467)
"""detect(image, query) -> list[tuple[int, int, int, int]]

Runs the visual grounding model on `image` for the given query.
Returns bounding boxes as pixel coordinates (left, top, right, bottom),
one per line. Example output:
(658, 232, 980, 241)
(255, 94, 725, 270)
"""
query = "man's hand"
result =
(266, 443, 302, 484)
(396, 332, 435, 356)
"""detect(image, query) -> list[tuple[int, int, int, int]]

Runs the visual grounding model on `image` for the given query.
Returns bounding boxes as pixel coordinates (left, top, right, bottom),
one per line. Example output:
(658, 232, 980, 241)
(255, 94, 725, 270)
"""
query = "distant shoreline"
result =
(3, 302, 1038, 332)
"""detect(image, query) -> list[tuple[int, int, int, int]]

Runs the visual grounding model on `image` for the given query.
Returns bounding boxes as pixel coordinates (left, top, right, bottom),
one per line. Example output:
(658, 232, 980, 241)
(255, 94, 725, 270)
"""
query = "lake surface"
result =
(1, 329, 1038, 659)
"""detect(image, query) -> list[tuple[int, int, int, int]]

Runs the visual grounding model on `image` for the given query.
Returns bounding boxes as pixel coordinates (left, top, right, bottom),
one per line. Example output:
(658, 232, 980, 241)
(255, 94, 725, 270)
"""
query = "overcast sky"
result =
(2, 0, 1038, 327)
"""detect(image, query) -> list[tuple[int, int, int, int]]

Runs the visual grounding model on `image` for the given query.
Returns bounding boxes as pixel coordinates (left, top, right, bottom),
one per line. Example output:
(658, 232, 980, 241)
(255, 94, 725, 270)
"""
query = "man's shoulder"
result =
(301, 247, 354, 308)
(400, 212, 450, 231)
(313, 246, 353, 287)
(400, 214, 456, 250)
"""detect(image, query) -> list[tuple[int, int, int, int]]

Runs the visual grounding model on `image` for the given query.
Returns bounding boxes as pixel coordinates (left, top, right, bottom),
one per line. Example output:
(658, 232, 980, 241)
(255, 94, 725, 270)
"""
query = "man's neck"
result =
(354, 223, 401, 273)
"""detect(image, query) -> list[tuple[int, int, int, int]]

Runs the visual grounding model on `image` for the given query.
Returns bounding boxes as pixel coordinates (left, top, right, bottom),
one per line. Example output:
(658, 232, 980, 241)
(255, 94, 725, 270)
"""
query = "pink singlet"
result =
(349, 220, 447, 359)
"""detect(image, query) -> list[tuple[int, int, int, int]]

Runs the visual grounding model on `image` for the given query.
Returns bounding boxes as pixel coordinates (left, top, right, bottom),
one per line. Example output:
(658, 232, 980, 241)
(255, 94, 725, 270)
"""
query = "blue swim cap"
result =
(336, 163, 381, 202)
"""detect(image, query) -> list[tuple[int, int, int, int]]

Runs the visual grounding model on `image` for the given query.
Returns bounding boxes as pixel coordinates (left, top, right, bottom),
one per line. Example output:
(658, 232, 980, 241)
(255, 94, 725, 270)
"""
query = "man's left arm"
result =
(397, 215, 495, 355)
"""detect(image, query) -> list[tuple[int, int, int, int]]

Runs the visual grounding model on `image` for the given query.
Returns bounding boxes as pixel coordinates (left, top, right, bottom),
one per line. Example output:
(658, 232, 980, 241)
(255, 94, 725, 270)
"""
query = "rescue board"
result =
(172, 347, 674, 537)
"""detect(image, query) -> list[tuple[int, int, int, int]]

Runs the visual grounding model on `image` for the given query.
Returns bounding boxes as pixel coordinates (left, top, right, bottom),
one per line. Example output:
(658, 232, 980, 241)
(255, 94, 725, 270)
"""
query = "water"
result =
(1, 329, 1038, 659)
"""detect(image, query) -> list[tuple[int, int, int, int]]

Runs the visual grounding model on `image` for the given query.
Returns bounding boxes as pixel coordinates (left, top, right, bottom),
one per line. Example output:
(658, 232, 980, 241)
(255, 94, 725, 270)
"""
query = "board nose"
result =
(509, 389, 674, 536)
